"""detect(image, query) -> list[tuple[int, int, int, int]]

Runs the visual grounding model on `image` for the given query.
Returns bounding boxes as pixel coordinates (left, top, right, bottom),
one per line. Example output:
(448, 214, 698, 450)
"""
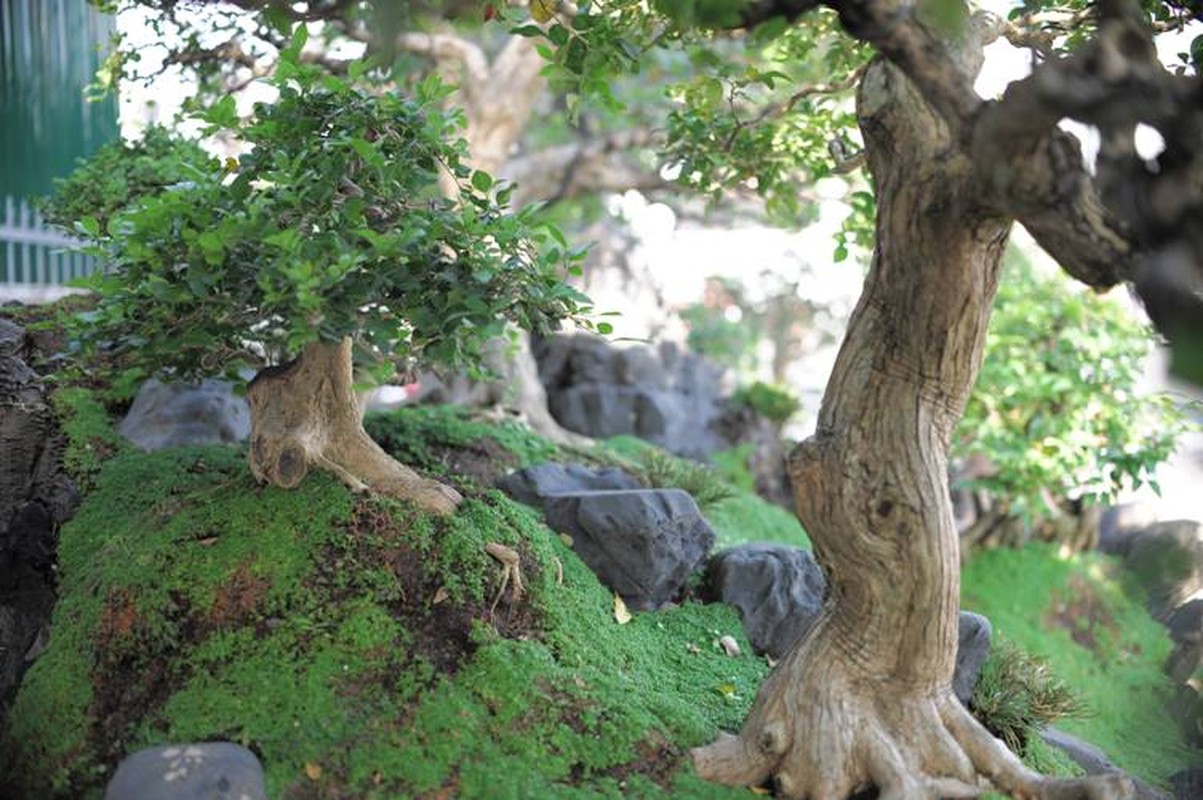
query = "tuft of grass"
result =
(972, 640, 1089, 753)
(635, 449, 737, 510)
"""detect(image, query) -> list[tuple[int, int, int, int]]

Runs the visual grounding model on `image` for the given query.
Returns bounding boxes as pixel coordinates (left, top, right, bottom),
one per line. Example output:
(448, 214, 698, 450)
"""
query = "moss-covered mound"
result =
(1, 397, 1196, 798)
(1, 405, 769, 799)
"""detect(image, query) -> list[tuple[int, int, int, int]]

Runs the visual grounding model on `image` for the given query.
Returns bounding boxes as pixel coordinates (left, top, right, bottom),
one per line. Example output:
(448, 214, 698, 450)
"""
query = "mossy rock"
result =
(0, 430, 767, 799)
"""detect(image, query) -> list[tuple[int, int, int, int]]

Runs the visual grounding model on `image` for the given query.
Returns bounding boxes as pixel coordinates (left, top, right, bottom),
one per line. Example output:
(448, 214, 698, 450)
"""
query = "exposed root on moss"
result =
(247, 339, 461, 515)
(692, 632, 1132, 800)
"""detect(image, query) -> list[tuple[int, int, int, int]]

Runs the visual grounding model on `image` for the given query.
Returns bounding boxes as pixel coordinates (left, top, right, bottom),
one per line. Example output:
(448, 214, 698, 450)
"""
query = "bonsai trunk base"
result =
(692, 615, 1132, 800)
(246, 339, 461, 514)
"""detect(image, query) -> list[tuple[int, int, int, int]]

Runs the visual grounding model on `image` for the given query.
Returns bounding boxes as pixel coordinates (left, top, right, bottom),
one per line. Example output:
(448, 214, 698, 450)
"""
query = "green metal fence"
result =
(1, 0, 118, 287)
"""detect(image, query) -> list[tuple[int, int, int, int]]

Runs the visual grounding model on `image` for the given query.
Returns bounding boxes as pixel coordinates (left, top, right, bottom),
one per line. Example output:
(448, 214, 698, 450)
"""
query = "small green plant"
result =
(955, 250, 1194, 521)
(636, 449, 737, 509)
(731, 381, 802, 425)
(972, 640, 1090, 754)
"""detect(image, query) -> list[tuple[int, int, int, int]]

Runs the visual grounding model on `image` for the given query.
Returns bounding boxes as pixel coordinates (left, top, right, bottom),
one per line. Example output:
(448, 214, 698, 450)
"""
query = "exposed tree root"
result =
(247, 339, 462, 515)
(692, 621, 1132, 800)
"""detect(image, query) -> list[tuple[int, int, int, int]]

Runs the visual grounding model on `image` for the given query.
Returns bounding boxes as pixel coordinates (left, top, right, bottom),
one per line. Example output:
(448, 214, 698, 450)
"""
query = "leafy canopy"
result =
(954, 253, 1193, 516)
(49, 31, 592, 383)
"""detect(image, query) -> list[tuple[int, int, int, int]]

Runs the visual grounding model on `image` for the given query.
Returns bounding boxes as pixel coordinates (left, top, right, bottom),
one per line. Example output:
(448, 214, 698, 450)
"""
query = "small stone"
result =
(103, 742, 267, 800)
(718, 635, 741, 657)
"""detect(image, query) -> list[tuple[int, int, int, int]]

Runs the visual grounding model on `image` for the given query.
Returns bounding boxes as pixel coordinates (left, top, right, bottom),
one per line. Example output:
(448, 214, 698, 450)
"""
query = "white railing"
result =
(0, 195, 97, 288)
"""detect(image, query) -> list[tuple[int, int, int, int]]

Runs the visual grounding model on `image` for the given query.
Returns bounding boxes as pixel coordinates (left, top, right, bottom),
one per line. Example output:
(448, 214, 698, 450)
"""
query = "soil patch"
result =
(1046, 573, 1120, 652)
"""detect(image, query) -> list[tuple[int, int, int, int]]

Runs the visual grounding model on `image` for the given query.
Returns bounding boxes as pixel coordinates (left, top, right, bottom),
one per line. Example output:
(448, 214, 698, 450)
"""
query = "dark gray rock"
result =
(705, 544, 993, 703)
(1166, 599, 1203, 683)
(549, 385, 639, 440)
(1121, 520, 1203, 621)
(1098, 503, 1161, 556)
(103, 743, 267, 800)
(542, 489, 716, 610)
(704, 543, 826, 659)
(1040, 728, 1172, 800)
(500, 464, 716, 610)
(1170, 767, 1203, 800)
(118, 378, 250, 452)
(615, 346, 667, 389)
(1172, 683, 1202, 748)
(1040, 727, 1117, 775)
(497, 463, 642, 507)
(954, 612, 993, 706)
(534, 333, 726, 458)
(709, 405, 793, 509)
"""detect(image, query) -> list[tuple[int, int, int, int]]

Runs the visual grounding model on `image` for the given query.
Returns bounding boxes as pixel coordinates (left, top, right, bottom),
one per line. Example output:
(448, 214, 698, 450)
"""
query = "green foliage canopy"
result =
(954, 253, 1193, 517)
(48, 37, 591, 383)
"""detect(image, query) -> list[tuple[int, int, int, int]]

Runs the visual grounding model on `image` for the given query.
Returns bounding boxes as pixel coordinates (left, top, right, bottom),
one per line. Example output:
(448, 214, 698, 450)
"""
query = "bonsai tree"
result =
(49, 37, 592, 514)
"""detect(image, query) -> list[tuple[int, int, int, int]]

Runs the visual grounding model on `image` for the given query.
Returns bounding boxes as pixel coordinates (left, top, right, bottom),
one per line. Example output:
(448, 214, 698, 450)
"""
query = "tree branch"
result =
(505, 128, 667, 206)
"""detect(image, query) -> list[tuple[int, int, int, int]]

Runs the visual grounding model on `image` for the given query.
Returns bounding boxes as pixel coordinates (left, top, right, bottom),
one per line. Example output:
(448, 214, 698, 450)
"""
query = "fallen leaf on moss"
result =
(614, 593, 632, 624)
(305, 762, 322, 781)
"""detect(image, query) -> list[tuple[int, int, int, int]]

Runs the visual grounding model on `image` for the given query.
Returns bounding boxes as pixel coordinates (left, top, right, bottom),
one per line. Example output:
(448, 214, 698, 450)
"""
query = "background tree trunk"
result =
(247, 339, 461, 514)
(691, 58, 1130, 800)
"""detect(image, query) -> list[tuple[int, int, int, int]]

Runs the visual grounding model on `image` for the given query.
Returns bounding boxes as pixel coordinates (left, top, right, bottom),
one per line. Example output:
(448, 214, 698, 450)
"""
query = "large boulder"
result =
(1120, 520, 1203, 622)
(499, 464, 716, 610)
(103, 742, 267, 800)
(118, 377, 250, 452)
(704, 543, 994, 705)
(0, 315, 79, 724)
(534, 334, 726, 458)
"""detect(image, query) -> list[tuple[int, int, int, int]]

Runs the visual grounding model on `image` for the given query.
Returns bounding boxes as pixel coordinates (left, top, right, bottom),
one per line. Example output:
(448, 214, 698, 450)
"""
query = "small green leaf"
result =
(75, 216, 101, 238)
(471, 170, 494, 193)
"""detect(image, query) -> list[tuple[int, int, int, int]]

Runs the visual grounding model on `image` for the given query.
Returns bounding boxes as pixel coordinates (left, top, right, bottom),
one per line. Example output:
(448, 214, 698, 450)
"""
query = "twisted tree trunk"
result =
(246, 338, 461, 514)
(692, 59, 1129, 800)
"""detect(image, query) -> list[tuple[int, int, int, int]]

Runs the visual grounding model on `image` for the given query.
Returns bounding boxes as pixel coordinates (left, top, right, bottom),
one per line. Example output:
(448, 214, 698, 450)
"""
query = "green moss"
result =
(50, 386, 127, 488)
(364, 404, 558, 477)
(962, 543, 1197, 785)
(3, 438, 763, 799)
(706, 493, 810, 550)
(710, 445, 758, 494)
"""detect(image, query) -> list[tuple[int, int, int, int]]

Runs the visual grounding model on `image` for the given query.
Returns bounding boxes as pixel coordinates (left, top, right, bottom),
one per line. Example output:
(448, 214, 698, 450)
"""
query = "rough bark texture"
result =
(0, 317, 78, 727)
(247, 339, 461, 514)
(691, 59, 1131, 800)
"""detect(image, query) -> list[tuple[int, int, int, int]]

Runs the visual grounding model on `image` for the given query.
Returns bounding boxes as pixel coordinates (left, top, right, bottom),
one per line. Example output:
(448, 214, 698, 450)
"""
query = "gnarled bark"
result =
(692, 58, 1131, 800)
(246, 338, 461, 514)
